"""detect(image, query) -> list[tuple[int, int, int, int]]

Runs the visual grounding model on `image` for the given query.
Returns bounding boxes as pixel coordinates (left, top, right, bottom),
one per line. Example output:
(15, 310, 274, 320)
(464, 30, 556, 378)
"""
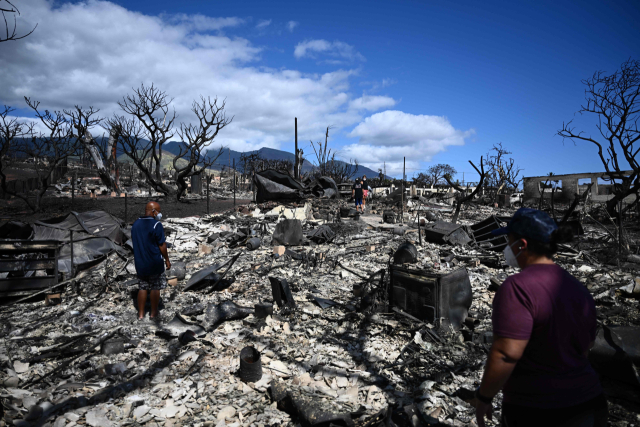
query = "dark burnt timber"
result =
(0, 240, 60, 298)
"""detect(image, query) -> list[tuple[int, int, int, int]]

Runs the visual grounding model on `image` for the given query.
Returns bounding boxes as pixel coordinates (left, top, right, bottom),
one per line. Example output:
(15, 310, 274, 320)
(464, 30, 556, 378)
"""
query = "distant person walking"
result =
(352, 179, 364, 213)
(475, 208, 606, 427)
(131, 202, 171, 321)
(361, 175, 369, 211)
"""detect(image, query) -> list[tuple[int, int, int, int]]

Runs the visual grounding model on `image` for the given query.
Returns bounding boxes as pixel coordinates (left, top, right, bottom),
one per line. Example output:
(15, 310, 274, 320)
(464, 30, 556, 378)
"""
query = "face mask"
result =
(154, 212, 163, 221)
(503, 241, 522, 268)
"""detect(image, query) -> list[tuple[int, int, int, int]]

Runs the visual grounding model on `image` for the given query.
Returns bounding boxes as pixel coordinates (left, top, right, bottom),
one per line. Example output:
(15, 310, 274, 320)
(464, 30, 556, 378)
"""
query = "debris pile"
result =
(0, 194, 639, 426)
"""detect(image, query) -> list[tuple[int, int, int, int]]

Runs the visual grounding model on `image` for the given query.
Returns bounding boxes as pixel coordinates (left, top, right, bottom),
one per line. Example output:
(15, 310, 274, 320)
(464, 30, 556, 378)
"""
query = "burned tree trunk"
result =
(78, 129, 120, 193)
(558, 59, 640, 218)
(67, 106, 122, 193)
(444, 157, 486, 224)
(105, 126, 122, 192)
(109, 84, 177, 197)
(174, 96, 231, 201)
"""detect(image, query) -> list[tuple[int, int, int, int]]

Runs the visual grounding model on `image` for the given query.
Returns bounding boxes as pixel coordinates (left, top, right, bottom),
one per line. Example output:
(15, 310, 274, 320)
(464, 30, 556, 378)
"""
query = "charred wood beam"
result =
(23, 327, 122, 387)
(561, 183, 593, 224)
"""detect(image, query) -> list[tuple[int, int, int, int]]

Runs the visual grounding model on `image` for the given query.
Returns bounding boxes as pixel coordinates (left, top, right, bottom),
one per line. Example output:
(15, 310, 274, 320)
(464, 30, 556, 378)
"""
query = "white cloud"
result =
(348, 96, 396, 112)
(344, 110, 474, 175)
(294, 39, 365, 62)
(165, 14, 245, 32)
(0, 0, 393, 154)
(256, 19, 271, 29)
(287, 21, 299, 32)
(380, 78, 396, 88)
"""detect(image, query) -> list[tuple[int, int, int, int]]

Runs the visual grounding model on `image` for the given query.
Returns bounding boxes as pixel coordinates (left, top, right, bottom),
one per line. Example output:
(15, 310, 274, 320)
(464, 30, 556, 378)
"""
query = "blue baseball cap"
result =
(492, 208, 558, 243)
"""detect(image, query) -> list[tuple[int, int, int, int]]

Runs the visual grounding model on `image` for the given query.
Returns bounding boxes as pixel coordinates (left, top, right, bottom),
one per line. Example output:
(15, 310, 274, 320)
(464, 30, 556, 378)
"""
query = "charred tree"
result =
(0, 105, 33, 200)
(0, 99, 82, 212)
(66, 106, 122, 193)
(558, 59, 640, 216)
(309, 126, 358, 183)
(327, 156, 359, 184)
(427, 164, 456, 188)
(444, 157, 486, 224)
(173, 97, 230, 200)
(485, 143, 522, 202)
(109, 84, 177, 196)
(0, 0, 36, 43)
(310, 126, 333, 177)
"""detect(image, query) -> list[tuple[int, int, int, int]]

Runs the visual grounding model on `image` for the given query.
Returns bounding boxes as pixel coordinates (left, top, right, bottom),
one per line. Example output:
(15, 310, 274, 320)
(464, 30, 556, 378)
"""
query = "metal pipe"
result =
(207, 174, 210, 215)
(124, 193, 128, 224)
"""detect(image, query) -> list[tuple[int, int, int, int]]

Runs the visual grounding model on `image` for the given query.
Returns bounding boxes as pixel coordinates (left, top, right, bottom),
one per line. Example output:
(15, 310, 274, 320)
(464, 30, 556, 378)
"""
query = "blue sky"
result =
(1, 0, 639, 182)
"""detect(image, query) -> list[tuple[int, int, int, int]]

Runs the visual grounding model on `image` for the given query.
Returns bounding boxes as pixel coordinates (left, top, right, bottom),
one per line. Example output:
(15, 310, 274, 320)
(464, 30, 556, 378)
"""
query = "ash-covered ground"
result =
(0, 196, 639, 427)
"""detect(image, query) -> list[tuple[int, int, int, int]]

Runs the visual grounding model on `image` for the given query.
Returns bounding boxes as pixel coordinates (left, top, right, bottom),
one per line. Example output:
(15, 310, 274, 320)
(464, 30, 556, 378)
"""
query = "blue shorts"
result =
(355, 197, 363, 206)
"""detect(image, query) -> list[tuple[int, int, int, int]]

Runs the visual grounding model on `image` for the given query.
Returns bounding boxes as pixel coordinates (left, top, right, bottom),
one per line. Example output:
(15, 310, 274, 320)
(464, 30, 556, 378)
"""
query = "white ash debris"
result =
(1, 198, 639, 426)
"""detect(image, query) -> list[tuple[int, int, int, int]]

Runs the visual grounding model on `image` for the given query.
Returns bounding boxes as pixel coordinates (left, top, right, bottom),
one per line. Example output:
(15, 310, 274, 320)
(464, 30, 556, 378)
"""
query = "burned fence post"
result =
(124, 193, 128, 225)
(72, 170, 76, 208)
(417, 209, 422, 246)
(618, 199, 623, 267)
(269, 277, 296, 310)
(70, 230, 75, 278)
(207, 174, 210, 215)
(233, 158, 236, 207)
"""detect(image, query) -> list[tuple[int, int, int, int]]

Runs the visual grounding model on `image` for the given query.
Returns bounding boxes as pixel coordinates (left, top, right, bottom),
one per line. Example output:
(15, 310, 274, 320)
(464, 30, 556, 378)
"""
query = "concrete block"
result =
(273, 246, 286, 256)
(365, 245, 375, 252)
(265, 203, 312, 221)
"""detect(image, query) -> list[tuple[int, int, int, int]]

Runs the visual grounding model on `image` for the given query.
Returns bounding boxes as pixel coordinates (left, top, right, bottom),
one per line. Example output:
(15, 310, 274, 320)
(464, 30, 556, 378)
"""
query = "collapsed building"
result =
(523, 170, 638, 205)
(0, 171, 639, 427)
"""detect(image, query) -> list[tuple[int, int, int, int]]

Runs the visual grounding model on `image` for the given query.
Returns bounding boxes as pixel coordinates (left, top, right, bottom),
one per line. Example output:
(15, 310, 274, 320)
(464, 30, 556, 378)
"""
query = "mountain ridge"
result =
(161, 142, 380, 179)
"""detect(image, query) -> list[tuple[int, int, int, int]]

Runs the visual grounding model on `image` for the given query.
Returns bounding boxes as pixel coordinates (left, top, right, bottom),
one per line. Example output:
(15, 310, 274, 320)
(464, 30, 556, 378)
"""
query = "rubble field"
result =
(0, 195, 252, 225)
(0, 196, 639, 427)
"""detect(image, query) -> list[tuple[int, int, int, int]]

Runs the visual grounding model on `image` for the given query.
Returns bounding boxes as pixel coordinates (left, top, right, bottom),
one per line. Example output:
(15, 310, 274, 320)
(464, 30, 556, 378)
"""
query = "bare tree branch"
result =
(558, 59, 640, 216)
(173, 96, 231, 200)
(444, 158, 486, 223)
(0, 0, 36, 43)
(0, 100, 81, 211)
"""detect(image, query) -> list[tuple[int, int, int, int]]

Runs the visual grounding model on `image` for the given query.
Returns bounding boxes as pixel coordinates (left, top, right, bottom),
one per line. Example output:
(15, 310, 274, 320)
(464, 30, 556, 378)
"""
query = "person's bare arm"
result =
(476, 336, 529, 427)
(159, 242, 171, 270)
(479, 335, 529, 398)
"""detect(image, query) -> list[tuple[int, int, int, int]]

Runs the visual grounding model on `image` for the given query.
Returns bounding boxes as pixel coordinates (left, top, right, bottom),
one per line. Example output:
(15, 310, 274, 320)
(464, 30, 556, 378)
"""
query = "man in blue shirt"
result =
(131, 202, 171, 320)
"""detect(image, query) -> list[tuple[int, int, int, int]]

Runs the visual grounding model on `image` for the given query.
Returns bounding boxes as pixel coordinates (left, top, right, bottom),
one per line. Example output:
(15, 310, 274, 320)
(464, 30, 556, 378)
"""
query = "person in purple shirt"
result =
(475, 208, 606, 427)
